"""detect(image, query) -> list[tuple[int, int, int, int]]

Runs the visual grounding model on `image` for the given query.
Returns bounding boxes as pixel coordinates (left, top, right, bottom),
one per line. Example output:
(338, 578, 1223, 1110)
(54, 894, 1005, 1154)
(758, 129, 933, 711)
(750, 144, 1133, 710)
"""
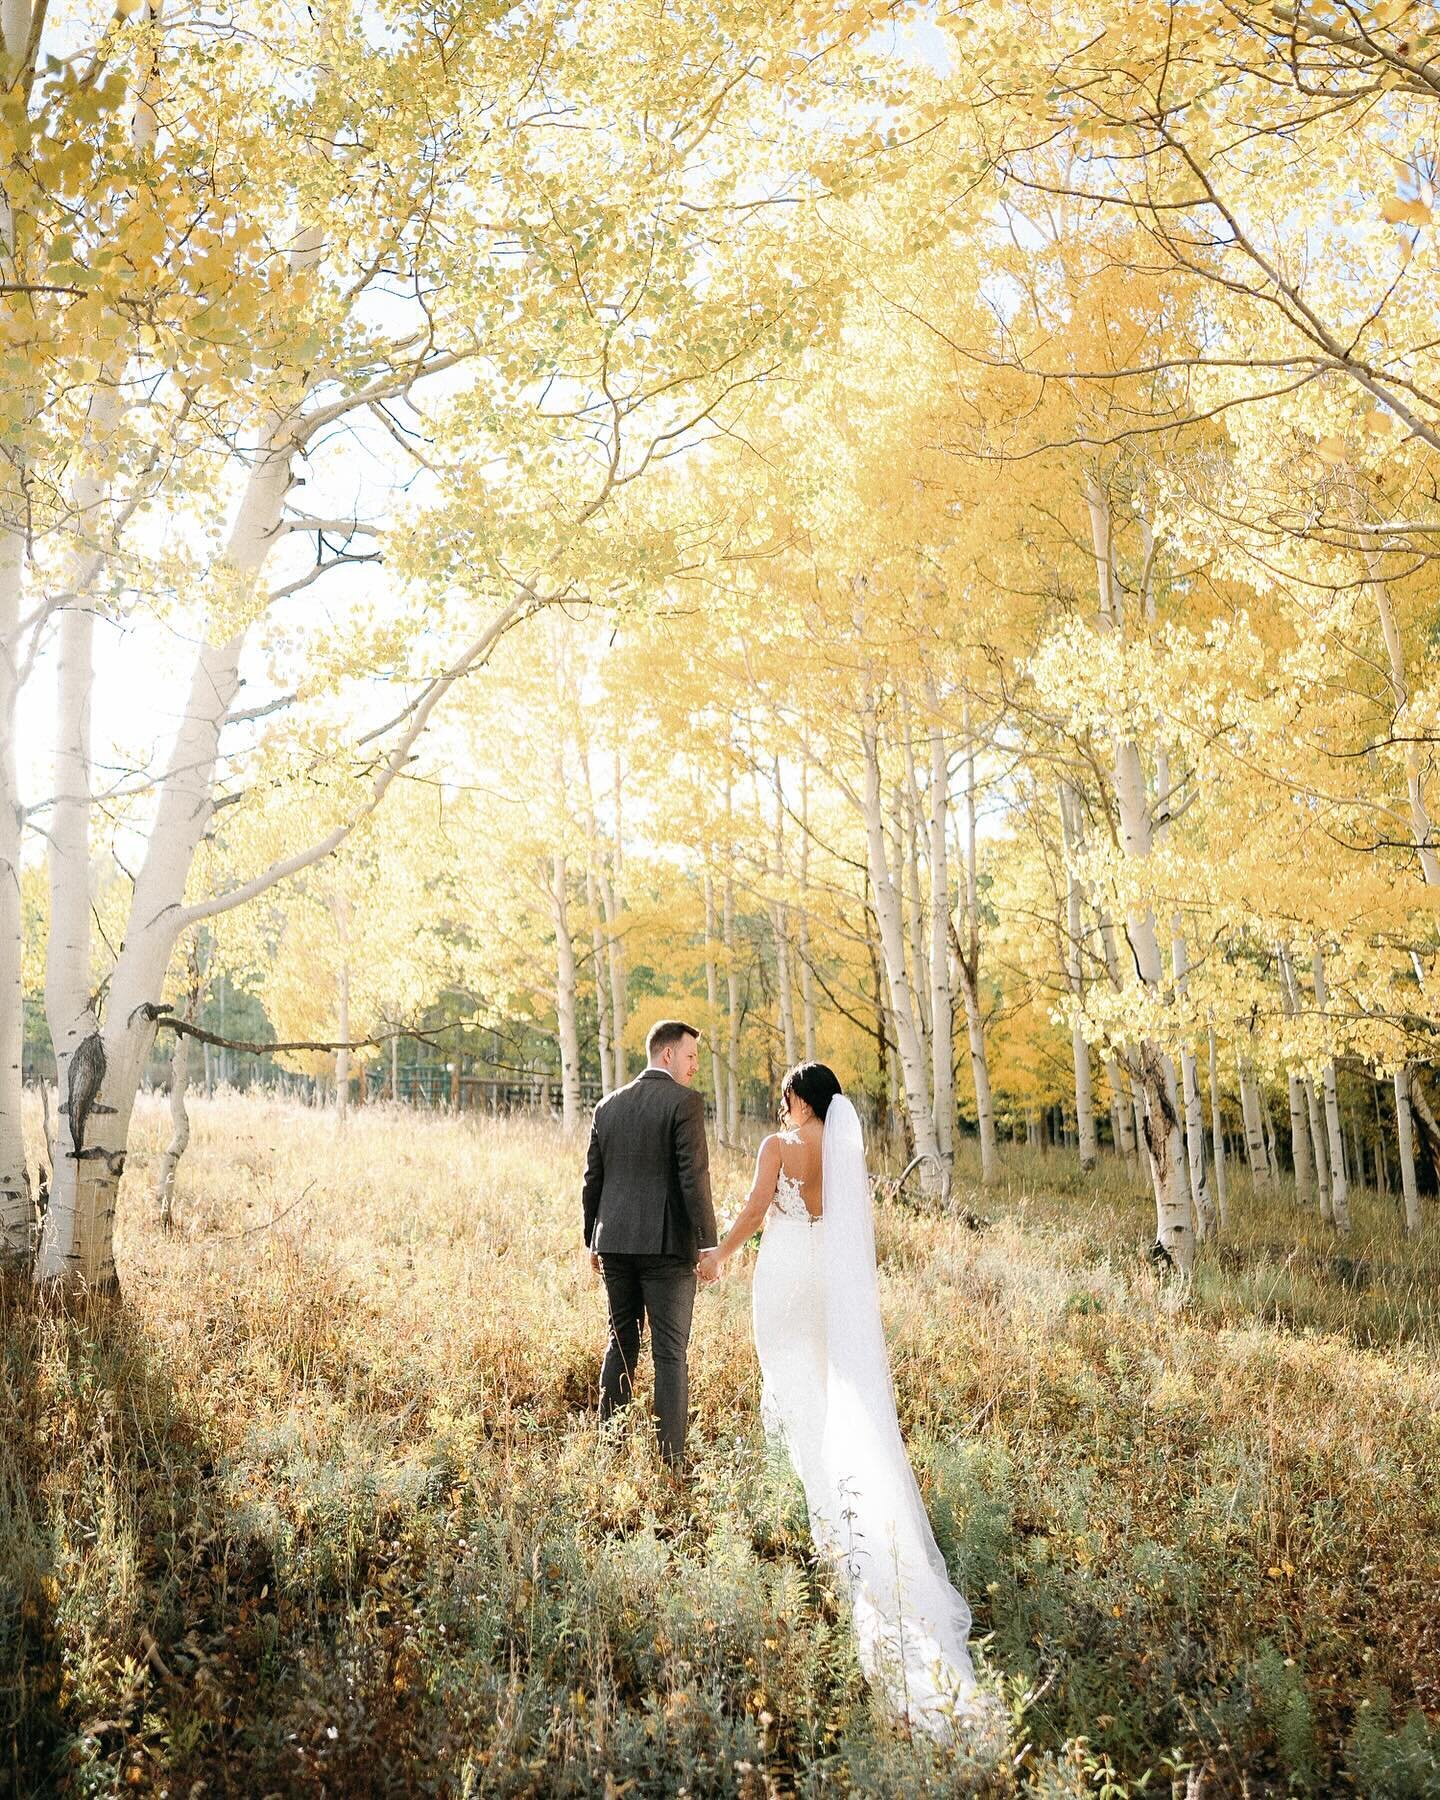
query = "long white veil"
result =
(814, 1094, 986, 1740)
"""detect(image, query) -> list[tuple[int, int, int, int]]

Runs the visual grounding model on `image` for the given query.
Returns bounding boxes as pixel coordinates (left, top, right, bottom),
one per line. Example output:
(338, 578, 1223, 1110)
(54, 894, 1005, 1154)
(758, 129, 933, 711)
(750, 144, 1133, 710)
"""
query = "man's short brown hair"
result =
(646, 1018, 702, 1058)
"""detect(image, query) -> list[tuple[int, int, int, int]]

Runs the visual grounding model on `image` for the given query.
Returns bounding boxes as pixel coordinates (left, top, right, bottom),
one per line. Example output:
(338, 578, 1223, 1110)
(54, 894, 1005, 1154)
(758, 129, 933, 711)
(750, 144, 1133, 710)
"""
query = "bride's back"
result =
(776, 1120, 824, 1217)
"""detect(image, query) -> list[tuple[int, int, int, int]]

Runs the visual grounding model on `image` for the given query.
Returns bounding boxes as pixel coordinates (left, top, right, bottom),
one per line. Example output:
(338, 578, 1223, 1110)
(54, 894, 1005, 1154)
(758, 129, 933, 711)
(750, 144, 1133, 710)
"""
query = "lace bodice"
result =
(770, 1165, 820, 1223)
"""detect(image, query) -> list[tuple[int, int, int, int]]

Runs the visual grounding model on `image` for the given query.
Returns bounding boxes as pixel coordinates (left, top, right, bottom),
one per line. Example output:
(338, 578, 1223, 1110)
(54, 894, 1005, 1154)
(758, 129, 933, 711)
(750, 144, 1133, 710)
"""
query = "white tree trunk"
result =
(955, 723, 998, 1184)
(900, 730, 932, 1048)
(609, 755, 627, 1081)
(37, 299, 318, 1287)
(861, 712, 941, 1174)
(1058, 785, 1097, 1172)
(1304, 1077, 1334, 1223)
(578, 746, 616, 1095)
(42, 513, 111, 1287)
(1095, 906, 1141, 1160)
(550, 851, 580, 1132)
(586, 858, 612, 1096)
(1207, 1025, 1229, 1230)
(154, 1028, 192, 1233)
(1109, 739, 1194, 1270)
(704, 871, 730, 1146)
(1084, 477, 1193, 1269)
(1238, 1062, 1272, 1185)
(1321, 1058, 1350, 1230)
(1395, 1067, 1421, 1237)
(723, 871, 741, 1141)
(769, 761, 797, 1069)
(1286, 1073, 1314, 1207)
(1108, 1057, 1138, 1159)
(1311, 949, 1351, 1232)
(798, 755, 818, 1061)
(928, 723, 954, 1166)
(1171, 934, 1211, 1235)
(0, 529, 29, 1258)
(770, 901, 797, 1070)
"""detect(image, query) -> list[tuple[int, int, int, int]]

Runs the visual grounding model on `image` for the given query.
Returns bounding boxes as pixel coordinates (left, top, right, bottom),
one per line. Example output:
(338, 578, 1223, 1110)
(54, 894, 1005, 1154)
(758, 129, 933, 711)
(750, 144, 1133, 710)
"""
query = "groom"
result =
(582, 1019, 718, 1466)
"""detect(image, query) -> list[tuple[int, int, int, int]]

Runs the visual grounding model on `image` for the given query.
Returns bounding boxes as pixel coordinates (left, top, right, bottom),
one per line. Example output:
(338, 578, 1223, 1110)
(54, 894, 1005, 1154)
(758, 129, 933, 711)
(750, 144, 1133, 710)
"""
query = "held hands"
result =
(696, 1247, 723, 1285)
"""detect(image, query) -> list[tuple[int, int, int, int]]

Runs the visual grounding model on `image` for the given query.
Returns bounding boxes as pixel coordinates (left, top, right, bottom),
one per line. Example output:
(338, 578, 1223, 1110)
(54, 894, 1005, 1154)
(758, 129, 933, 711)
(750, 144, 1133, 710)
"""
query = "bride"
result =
(697, 1062, 997, 1745)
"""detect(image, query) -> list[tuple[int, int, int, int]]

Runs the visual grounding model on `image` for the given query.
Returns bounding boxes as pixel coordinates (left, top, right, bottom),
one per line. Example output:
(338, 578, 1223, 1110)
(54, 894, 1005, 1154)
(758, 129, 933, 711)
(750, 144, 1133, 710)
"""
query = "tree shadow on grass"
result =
(0, 1267, 600, 1799)
(1, 1273, 291, 1795)
(0, 1273, 436, 1797)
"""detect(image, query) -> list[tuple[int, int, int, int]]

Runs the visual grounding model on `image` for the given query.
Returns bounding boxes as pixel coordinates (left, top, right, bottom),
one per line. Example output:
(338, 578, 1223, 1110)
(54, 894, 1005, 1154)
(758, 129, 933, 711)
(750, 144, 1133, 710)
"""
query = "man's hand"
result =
(696, 1248, 722, 1285)
(589, 1249, 603, 1276)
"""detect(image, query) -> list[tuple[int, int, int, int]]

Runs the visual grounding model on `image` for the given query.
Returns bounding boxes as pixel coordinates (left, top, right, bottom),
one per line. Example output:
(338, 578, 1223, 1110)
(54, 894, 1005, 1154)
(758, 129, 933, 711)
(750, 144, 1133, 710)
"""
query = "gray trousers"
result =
(598, 1252, 697, 1464)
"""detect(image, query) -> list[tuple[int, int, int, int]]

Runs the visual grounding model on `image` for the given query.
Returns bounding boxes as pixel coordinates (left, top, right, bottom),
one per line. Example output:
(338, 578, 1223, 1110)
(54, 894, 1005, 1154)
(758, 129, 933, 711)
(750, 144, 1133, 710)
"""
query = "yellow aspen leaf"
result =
(1314, 435, 1348, 465)
(1380, 195, 1432, 226)
(1363, 409, 1393, 434)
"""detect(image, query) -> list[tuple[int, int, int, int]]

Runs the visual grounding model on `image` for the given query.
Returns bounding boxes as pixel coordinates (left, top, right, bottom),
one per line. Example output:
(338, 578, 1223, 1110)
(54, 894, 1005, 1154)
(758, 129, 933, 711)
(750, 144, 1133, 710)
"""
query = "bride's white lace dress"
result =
(751, 1097, 992, 1743)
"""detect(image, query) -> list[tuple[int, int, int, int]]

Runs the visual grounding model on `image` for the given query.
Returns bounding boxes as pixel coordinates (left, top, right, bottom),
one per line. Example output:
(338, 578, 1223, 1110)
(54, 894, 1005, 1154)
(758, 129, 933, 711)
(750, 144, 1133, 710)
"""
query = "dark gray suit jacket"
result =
(582, 1068, 717, 1259)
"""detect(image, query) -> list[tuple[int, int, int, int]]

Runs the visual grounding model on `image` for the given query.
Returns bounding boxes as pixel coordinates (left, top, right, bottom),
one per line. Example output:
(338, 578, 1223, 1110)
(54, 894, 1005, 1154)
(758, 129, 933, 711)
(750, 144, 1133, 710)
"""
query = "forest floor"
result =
(5, 1093, 1440, 1799)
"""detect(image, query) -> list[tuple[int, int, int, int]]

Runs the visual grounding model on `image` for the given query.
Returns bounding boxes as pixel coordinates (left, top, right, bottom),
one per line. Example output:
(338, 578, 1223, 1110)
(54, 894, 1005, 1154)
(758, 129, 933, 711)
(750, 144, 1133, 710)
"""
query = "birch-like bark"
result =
(549, 851, 580, 1132)
(1152, 738, 1204, 1230)
(862, 709, 941, 1175)
(770, 901, 797, 1069)
(1395, 1067, 1422, 1236)
(0, 2, 40, 1259)
(927, 721, 954, 1167)
(154, 944, 203, 1233)
(1095, 905, 1143, 1159)
(1238, 1062, 1272, 1186)
(578, 746, 615, 1094)
(1084, 475, 1193, 1269)
(586, 856, 612, 1096)
(42, 393, 123, 1287)
(1110, 817, 1192, 1268)
(954, 716, 998, 1183)
(1311, 948, 1351, 1232)
(1262, 1091, 1280, 1184)
(1170, 934, 1211, 1235)
(704, 871, 730, 1146)
(900, 721, 932, 1047)
(723, 870, 741, 1142)
(1207, 1024, 1229, 1230)
(798, 753, 818, 1061)
(0, 530, 28, 1258)
(1286, 1067, 1316, 1209)
(1281, 943, 1317, 1209)
(770, 763, 797, 1068)
(1305, 1077, 1334, 1224)
(155, 1027, 191, 1235)
(610, 754, 627, 1082)
(1058, 785, 1097, 1172)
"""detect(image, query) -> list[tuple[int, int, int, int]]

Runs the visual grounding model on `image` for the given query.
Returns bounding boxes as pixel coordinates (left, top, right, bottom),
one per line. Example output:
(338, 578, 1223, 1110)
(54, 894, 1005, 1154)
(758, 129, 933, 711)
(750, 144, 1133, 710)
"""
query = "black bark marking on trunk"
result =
(66, 1032, 106, 1157)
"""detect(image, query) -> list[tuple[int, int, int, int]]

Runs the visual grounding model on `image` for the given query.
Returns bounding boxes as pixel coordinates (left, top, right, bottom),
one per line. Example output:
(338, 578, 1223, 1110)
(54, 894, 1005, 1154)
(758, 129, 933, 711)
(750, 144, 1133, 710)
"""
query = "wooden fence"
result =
(362, 1066, 605, 1113)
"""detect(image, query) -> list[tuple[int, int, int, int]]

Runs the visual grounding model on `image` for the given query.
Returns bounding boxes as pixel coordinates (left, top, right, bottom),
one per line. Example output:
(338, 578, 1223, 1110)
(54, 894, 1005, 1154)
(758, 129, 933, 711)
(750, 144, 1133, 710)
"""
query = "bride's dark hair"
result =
(779, 1060, 842, 1122)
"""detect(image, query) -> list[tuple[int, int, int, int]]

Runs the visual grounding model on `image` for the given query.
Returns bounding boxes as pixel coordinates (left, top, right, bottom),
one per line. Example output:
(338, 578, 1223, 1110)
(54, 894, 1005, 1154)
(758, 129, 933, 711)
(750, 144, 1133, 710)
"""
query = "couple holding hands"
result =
(580, 1019, 998, 1745)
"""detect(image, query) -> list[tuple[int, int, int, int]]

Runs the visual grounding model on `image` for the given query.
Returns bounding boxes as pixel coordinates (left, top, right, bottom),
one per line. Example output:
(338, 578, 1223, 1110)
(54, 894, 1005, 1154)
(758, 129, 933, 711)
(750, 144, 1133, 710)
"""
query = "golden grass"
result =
(4, 1092, 1439, 1798)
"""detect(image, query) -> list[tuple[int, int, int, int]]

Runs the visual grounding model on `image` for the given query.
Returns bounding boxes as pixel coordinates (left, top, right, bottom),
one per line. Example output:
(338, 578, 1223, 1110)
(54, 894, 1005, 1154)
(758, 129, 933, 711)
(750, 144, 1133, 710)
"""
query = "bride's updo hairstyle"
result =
(779, 1060, 842, 1123)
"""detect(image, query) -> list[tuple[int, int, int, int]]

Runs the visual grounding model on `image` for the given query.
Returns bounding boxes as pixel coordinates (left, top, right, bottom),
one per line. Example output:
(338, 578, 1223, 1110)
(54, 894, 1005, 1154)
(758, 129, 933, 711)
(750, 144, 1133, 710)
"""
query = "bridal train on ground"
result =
(750, 1094, 994, 1743)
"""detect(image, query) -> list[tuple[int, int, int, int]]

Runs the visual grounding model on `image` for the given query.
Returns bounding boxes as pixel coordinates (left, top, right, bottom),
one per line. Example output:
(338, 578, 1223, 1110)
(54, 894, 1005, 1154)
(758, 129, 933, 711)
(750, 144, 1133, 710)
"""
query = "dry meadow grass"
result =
(4, 1092, 1439, 1798)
